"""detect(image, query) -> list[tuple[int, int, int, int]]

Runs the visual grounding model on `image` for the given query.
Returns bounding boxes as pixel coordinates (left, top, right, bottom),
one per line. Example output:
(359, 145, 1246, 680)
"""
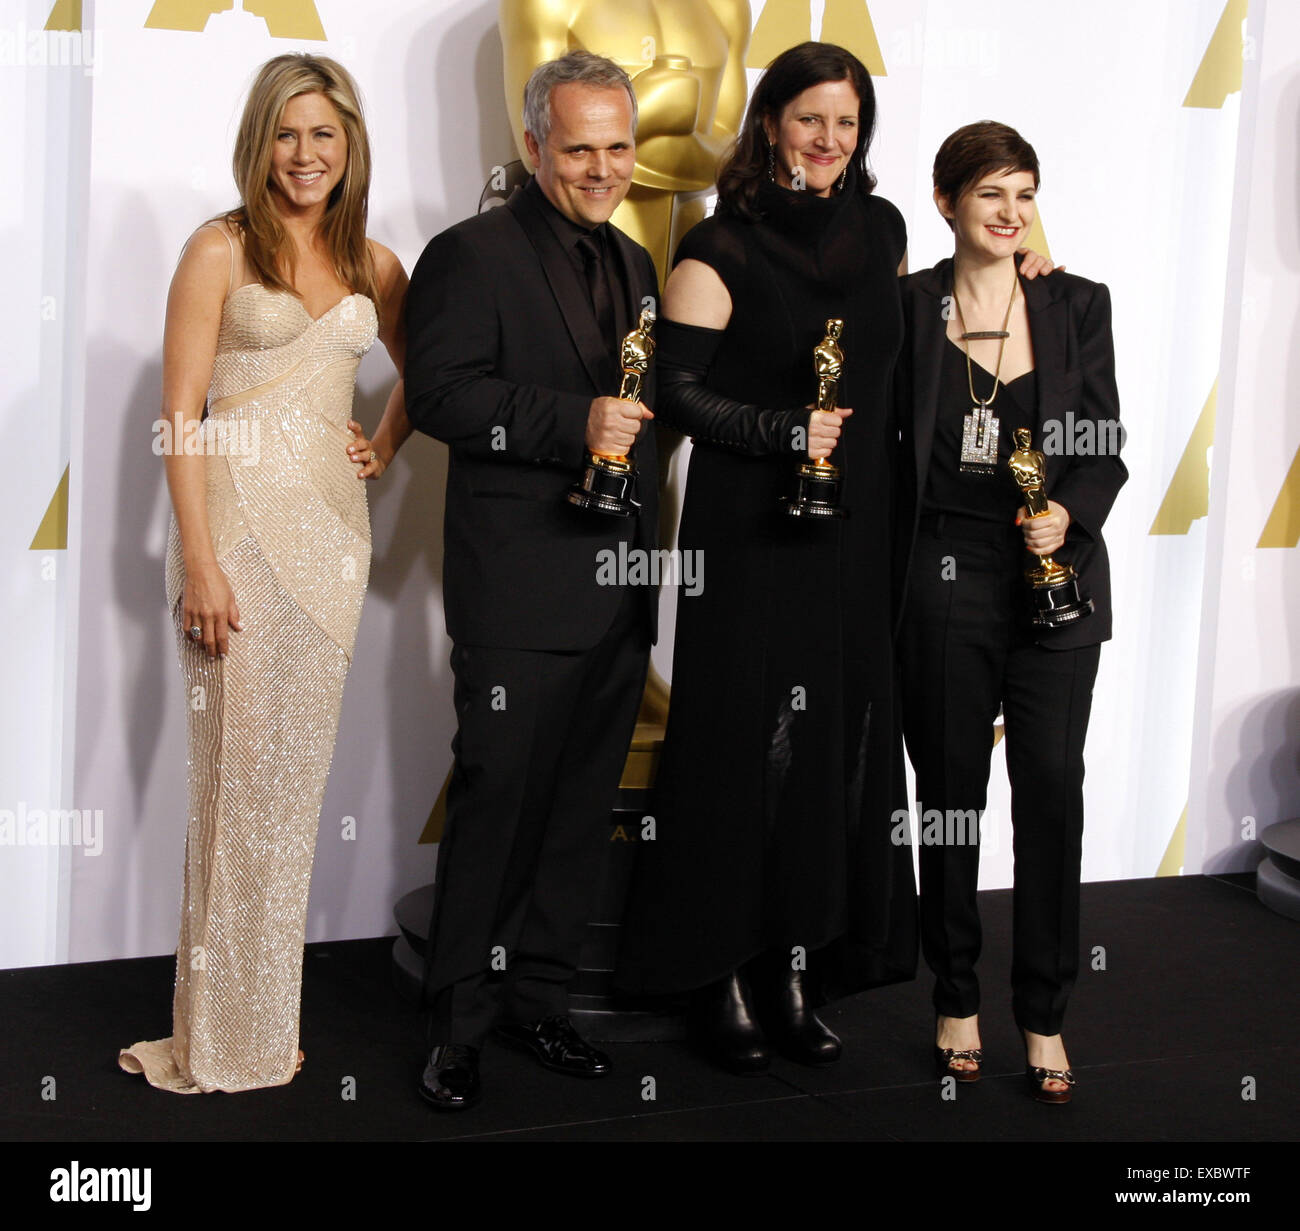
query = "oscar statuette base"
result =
(1028, 570, 1094, 628)
(781, 460, 848, 520)
(566, 453, 637, 518)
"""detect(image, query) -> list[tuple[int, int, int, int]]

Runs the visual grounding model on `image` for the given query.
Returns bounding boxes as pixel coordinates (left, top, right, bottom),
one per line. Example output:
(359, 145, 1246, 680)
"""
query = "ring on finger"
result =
(189, 625, 202, 640)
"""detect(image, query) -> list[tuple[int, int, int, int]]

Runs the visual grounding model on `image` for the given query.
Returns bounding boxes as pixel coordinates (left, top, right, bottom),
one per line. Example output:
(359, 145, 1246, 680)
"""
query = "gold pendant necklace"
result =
(953, 268, 1017, 475)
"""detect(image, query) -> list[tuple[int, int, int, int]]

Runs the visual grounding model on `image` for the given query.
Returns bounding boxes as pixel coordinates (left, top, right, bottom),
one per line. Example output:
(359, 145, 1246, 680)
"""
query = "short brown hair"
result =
(933, 121, 1039, 229)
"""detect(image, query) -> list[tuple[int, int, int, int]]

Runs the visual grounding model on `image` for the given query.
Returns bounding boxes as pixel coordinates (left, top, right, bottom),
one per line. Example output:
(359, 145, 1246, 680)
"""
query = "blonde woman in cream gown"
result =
(119, 54, 410, 1094)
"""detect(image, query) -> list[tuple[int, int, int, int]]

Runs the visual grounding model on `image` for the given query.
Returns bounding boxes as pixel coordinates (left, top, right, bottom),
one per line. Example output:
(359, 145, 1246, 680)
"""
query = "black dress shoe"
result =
(418, 1043, 481, 1111)
(495, 1015, 611, 1077)
(749, 955, 842, 1066)
(688, 971, 772, 1075)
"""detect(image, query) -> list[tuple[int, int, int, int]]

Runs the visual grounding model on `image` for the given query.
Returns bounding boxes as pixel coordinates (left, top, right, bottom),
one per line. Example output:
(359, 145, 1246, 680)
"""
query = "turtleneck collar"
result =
(755, 158, 860, 232)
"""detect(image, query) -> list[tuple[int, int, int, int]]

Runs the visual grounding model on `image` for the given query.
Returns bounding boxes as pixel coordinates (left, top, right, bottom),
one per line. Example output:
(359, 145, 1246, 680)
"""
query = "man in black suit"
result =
(404, 51, 659, 1111)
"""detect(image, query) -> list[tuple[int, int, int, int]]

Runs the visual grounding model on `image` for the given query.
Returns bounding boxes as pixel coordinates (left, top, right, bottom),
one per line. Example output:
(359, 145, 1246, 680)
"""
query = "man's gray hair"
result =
(522, 50, 638, 145)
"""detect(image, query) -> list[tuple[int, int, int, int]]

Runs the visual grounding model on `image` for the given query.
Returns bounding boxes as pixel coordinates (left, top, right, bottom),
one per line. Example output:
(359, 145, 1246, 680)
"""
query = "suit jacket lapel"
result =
(909, 260, 951, 504)
(608, 226, 638, 341)
(1021, 272, 1069, 487)
(507, 183, 609, 393)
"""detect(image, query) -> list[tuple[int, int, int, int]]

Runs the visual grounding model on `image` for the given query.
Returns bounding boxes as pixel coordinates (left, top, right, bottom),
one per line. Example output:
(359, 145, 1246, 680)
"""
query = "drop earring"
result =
(767, 143, 775, 182)
(837, 165, 848, 193)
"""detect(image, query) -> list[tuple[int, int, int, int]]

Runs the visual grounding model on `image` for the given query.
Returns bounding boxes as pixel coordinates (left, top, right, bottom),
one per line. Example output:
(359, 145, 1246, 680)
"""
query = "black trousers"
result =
(899, 513, 1100, 1035)
(422, 587, 648, 1046)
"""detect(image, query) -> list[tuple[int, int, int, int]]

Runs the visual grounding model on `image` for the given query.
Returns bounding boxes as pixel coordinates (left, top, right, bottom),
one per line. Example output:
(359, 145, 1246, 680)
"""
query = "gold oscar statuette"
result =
(566, 308, 656, 518)
(782, 318, 849, 519)
(1008, 427, 1094, 626)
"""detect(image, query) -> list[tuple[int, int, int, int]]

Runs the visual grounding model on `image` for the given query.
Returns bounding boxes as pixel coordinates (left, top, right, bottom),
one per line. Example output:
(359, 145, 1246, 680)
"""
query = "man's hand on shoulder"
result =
(587, 397, 653, 457)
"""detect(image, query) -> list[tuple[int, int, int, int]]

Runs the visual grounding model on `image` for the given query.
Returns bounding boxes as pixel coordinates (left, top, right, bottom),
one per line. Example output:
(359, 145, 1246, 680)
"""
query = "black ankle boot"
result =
(688, 971, 771, 1075)
(749, 953, 842, 1066)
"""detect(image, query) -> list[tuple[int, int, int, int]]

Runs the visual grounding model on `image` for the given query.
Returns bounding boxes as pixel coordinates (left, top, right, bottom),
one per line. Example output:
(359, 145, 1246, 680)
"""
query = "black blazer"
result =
(896, 258, 1127, 649)
(405, 182, 660, 651)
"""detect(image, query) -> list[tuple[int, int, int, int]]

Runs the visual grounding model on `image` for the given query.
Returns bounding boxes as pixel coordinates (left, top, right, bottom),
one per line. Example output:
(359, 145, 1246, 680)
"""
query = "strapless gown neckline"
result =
(224, 282, 371, 327)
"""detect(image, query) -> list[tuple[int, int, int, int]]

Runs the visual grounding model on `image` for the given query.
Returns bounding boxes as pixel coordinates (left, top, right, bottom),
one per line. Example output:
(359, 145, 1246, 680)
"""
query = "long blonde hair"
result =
(221, 53, 378, 307)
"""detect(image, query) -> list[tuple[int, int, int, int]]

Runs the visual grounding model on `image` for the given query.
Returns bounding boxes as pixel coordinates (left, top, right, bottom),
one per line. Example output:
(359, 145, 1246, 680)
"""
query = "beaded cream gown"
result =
(119, 225, 376, 1092)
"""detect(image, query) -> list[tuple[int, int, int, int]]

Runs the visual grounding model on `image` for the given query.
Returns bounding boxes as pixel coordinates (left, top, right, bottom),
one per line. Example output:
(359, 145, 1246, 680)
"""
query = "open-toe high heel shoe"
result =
(934, 1016, 982, 1082)
(1022, 1032, 1075, 1104)
(1025, 1063, 1076, 1104)
(934, 1044, 983, 1082)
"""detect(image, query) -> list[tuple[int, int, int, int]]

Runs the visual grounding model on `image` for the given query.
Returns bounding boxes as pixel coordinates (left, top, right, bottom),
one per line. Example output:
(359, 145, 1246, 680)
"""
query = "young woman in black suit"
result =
(895, 122, 1127, 1102)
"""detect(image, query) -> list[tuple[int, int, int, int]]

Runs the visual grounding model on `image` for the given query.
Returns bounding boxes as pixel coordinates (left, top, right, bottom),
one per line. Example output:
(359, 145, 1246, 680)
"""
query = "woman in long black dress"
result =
(616, 42, 917, 1073)
(896, 122, 1126, 1102)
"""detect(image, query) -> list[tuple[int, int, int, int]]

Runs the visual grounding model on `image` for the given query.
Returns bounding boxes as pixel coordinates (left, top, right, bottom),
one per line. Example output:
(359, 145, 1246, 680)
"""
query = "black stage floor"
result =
(2, 873, 1296, 1145)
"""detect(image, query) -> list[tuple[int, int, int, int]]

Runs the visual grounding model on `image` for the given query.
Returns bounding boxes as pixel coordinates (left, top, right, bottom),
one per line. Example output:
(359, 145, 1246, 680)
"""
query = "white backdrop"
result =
(1189, 0, 1300, 875)
(2, 0, 1293, 970)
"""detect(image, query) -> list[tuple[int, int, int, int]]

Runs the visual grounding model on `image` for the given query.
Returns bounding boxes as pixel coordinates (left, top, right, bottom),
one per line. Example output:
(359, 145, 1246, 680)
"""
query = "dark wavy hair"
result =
(716, 41, 877, 221)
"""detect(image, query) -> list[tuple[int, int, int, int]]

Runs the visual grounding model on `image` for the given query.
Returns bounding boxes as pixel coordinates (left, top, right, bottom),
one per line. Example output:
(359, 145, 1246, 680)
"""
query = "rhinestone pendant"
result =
(959, 404, 1000, 475)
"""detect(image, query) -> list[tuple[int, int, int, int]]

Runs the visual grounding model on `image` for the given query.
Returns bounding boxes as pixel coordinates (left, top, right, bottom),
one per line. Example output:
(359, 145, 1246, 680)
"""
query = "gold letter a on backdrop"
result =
(1257, 445, 1300, 548)
(1156, 805, 1186, 878)
(1182, 0, 1247, 109)
(1022, 211, 1051, 267)
(44, 0, 82, 29)
(747, 0, 886, 75)
(419, 769, 452, 845)
(820, 0, 886, 75)
(1150, 381, 1216, 535)
(747, 0, 809, 68)
(30, 465, 69, 551)
(145, 0, 326, 40)
(145, 0, 233, 31)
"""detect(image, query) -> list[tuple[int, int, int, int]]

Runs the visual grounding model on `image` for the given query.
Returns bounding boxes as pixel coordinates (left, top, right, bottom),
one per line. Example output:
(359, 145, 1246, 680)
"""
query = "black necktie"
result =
(575, 230, 616, 347)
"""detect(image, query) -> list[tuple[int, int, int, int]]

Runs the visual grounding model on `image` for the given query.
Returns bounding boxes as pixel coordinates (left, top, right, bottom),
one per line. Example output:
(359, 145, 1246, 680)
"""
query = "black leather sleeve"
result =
(655, 317, 811, 458)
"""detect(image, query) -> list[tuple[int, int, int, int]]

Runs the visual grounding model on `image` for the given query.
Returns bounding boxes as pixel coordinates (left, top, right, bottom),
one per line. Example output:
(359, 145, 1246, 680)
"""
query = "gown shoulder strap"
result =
(199, 220, 243, 296)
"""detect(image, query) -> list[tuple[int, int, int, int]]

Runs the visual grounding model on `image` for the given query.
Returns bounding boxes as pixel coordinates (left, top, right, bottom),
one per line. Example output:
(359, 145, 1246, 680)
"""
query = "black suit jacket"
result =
(896, 258, 1127, 649)
(405, 182, 660, 651)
